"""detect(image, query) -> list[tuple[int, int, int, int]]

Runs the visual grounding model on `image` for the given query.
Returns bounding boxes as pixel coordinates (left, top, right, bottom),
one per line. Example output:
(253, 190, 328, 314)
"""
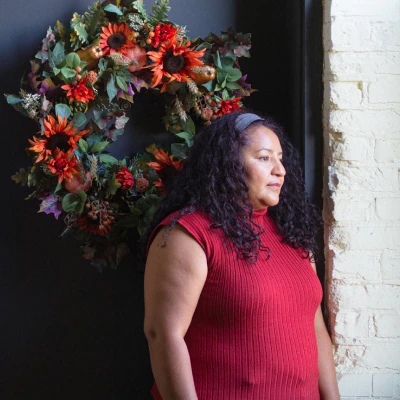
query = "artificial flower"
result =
(61, 77, 95, 103)
(147, 39, 206, 92)
(77, 215, 112, 236)
(99, 23, 136, 56)
(115, 167, 134, 190)
(151, 24, 178, 48)
(28, 114, 88, 163)
(215, 97, 242, 116)
(147, 148, 184, 172)
(46, 149, 78, 184)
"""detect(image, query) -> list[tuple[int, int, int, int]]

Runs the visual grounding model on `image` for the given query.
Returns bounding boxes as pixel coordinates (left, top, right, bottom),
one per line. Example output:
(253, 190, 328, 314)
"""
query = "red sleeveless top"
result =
(148, 208, 322, 399)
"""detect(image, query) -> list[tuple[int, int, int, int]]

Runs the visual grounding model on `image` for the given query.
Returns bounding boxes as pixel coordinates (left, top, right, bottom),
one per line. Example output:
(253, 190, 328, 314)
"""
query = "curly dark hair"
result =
(143, 111, 322, 263)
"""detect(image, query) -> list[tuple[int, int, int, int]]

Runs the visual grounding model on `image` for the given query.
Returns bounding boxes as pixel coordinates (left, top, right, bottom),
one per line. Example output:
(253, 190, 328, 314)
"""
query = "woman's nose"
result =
(273, 160, 286, 177)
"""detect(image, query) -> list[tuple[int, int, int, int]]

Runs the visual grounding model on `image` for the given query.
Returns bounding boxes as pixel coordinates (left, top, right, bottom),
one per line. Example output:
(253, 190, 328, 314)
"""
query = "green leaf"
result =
(170, 143, 188, 159)
(132, 0, 148, 19)
(86, 132, 103, 149)
(42, 71, 54, 78)
(98, 154, 118, 164)
(104, 4, 123, 15)
(195, 42, 213, 51)
(72, 111, 87, 128)
(55, 104, 72, 119)
(55, 104, 72, 120)
(76, 189, 87, 205)
(217, 69, 227, 83)
(62, 193, 81, 213)
(116, 75, 128, 92)
(105, 175, 121, 197)
(213, 51, 223, 69)
(90, 141, 109, 153)
(53, 67, 61, 75)
(51, 41, 66, 67)
(202, 80, 215, 91)
(221, 57, 234, 69)
(186, 116, 196, 135)
(6, 95, 23, 105)
(222, 89, 229, 100)
(176, 132, 194, 147)
(61, 67, 77, 79)
(78, 139, 89, 153)
(116, 69, 134, 83)
(71, 13, 89, 45)
(225, 81, 243, 90)
(107, 75, 118, 101)
(225, 67, 242, 82)
(130, 207, 144, 216)
(11, 168, 28, 185)
(66, 52, 81, 68)
(98, 58, 108, 71)
(149, 0, 171, 23)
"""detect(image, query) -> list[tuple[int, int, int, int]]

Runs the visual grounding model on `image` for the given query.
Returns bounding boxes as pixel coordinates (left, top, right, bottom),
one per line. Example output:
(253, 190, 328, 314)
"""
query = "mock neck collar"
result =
(251, 207, 268, 220)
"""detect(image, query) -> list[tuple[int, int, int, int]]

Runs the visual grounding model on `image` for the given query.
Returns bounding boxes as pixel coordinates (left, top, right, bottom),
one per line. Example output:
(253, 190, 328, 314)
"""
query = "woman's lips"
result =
(267, 183, 281, 188)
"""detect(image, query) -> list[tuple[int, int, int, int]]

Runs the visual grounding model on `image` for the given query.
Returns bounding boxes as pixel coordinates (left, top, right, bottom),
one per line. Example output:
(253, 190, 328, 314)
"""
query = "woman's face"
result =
(242, 125, 286, 210)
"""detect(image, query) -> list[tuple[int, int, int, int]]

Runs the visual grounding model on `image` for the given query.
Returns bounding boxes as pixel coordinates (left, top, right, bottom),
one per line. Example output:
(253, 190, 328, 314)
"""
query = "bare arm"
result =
(144, 224, 208, 400)
(311, 262, 340, 400)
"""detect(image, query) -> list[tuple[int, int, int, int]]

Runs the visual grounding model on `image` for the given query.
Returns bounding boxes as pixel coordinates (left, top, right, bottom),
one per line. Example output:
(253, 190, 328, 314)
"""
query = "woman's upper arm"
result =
(310, 259, 327, 333)
(144, 224, 208, 339)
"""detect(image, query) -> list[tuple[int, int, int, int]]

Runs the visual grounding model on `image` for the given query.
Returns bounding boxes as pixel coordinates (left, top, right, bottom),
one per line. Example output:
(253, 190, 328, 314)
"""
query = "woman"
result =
(143, 112, 340, 399)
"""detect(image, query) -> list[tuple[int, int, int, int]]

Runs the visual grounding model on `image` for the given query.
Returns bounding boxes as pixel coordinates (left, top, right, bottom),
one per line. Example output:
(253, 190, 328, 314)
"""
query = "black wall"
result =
(0, 1, 322, 399)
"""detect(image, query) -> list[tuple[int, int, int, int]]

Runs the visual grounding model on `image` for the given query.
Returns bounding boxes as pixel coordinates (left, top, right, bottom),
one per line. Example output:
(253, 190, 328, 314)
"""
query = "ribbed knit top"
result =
(148, 208, 322, 400)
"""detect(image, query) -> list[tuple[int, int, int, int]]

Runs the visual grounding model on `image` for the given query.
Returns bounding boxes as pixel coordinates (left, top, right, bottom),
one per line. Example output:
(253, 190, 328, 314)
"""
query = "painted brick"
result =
(335, 312, 369, 339)
(332, 197, 373, 222)
(338, 374, 372, 396)
(335, 284, 368, 309)
(331, 136, 372, 162)
(347, 226, 400, 250)
(331, 0, 400, 17)
(329, 110, 400, 139)
(375, 314, 400, 338)
(330, 82, 363, 108)
(330, 164, 398, 193)
(375, 139, 400, 163)
(366, 285, 400, 310)
(333, 250, 381, 281)
(327, 52, 400, 80)
(369, 76, 400, 103)
(376, 198, 400, 220)
(394, 374, 400, 396)
(381, 250, 400, 282)
(330, 17, 400, 52)
(363, 344, 400, 369)
(373, 374, 395, 396)
(335, 284, 400, 310)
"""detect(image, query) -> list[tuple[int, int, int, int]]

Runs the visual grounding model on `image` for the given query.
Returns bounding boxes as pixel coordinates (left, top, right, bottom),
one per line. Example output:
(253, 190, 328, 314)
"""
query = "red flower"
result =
(116, 167, 134, 190)
(151, 24, 178, 48)
(215, 97, 242, 116)
(61, 77, 95, 103)
(46, 149, 78, 184)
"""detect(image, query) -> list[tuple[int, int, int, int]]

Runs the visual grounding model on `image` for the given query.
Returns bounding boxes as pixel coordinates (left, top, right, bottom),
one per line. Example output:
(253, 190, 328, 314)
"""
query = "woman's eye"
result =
(260, 156, 269, 161)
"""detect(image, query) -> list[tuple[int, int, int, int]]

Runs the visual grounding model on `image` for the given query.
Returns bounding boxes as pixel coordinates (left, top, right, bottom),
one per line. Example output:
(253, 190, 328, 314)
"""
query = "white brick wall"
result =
(323, 0, 400, 399)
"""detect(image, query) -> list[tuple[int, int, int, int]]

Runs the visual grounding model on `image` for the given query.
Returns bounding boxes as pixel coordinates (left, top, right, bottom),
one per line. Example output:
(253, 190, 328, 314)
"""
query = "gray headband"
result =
(235, 113, 264, 133)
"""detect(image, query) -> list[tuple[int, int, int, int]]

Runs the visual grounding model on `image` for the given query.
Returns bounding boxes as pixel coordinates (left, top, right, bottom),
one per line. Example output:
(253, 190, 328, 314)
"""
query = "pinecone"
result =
(136, 177, 149, 192)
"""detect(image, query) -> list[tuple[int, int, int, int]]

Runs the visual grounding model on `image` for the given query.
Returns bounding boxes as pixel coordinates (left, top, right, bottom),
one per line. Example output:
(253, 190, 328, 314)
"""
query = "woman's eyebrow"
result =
(256, 148, 283, 155)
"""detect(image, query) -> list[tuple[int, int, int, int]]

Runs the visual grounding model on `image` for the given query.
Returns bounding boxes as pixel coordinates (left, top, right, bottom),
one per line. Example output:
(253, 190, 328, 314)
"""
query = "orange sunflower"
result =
(147, 148, 184, 191)
(47, 149, 78, 184)
(100, 23, 136, 56)
(147, 39, 206, 92)
(28, 114, 89, 163)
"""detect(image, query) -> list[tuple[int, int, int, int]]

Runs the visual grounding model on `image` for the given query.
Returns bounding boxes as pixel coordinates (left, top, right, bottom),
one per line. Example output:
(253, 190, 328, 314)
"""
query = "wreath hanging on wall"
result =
(7, 0, 255, 270)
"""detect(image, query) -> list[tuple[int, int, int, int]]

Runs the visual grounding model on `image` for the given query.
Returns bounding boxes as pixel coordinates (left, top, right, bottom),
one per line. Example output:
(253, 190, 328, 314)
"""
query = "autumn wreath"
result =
(7, 0, 255, 270)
